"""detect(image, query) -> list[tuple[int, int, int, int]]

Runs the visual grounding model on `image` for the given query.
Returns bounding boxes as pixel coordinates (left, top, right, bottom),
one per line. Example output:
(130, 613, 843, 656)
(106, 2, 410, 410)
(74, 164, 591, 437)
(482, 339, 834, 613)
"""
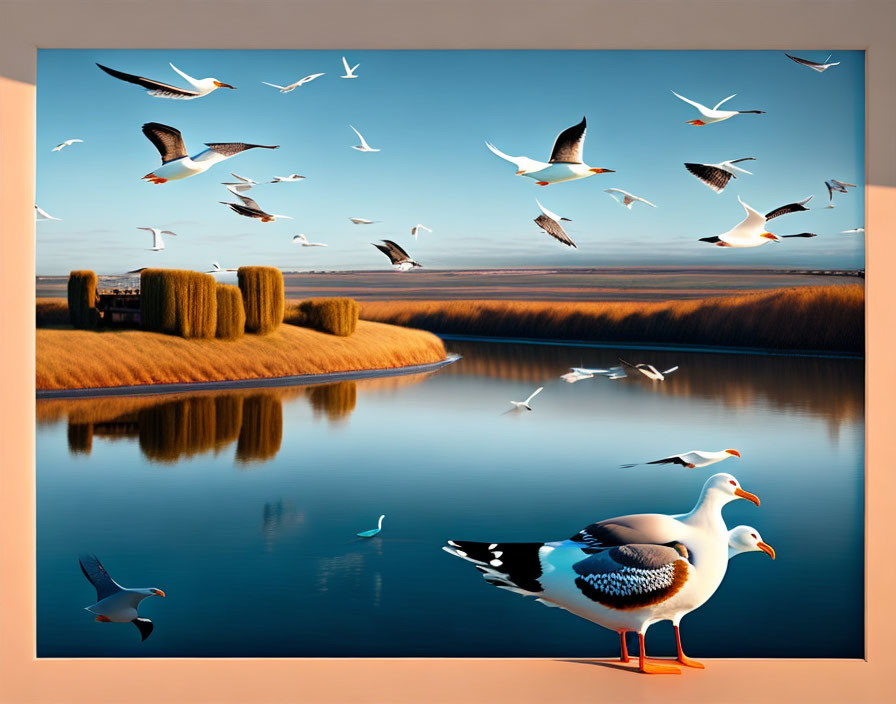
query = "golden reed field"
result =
(359, 285, 864, 354)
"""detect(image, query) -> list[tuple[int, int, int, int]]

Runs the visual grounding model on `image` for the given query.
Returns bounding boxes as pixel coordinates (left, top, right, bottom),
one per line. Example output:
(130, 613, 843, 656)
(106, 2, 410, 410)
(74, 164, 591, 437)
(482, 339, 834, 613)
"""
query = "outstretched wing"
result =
(572, 543, 690, 609)
(142, 122, 188, 163)
(205, 143, 279, 157)
(534, 214, 576, 248)
(381, 239, 411, 260)
(485, 141, 526, 168)
(713, 94, 737, 110)
(684, 163, 733, 193)
(549, 117, 587, 163)
(132, 617, 154, 641)
(372, 242, 401, 264)
(79, 554, 123, 601)
(765, 196, 813, 221)
(97, 63, 199, 98)
(785, 53, 822, 68)
(645, 454, 692, 467)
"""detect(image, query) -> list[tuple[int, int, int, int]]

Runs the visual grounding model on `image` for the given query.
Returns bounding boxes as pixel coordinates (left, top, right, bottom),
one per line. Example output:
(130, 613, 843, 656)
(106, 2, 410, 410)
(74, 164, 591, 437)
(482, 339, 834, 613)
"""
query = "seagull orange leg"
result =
(536, 181, 550, 186)
(674, 625, 705, 669)
(639, 633, 680, 675)
(619, 631, 630, 663)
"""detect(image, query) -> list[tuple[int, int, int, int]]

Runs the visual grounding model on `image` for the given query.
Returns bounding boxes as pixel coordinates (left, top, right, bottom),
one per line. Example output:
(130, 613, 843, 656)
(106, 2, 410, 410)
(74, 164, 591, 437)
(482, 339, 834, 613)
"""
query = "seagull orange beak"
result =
(589, 168, 615, 173)
(152, 589, 166, 598)
(214, 81, 236, 89)
(757, 542, 776, 559)
(734, 487, 760, 506)
(761, 232, 780, 241)
(726, 449, 741, 457)
(515, 170, 527, 175)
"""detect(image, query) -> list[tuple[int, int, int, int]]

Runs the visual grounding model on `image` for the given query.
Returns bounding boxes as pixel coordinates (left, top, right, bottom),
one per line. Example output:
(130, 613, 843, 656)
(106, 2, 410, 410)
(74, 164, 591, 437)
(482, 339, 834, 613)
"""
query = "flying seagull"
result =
(510, 386, 543, 411)
(97, 62, 234, 99)
(841, 227, 864, 234)
(785, 53, 840, 72)
(79, 554, 165, 642)
(357, 515, 385, 538)
(35, 205, 61, 221)
(699, 196, 813, 247)
(534, 199, 576, 248)
(560, 370, 594, 383)
(221, 173, 259, 192)
(52, 138, 83, 152)
(824, 179, 857, 208)
(411, 224, 432, 237)
(141, 122, 279, 184)
(486, 117, 614, 185)
(605, 188, 656, 209)
(340, 57, 360, 79)
(350, 218, 379, 225)
(621, 449, 741, 469)
(221, 188, 292, 222)
(270, 174, 305, 183)
(671, 91, 765, 125)
(207, 262, 238, 273)
(684, 158, 755, 193)
(262, 73, 325, 92)
(138, 226, 178, 251)
(618, 358, 679, 381)
(372, 240, 421, 271)
(350, 125, 380, 152)
(293, 233, 327, 247)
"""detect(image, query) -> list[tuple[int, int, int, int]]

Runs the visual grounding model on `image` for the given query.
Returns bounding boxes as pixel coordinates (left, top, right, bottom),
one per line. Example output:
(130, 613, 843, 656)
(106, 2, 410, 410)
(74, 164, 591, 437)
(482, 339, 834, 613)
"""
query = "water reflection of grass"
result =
(308, 382, 357, 422)
(236, 394, 283, 465)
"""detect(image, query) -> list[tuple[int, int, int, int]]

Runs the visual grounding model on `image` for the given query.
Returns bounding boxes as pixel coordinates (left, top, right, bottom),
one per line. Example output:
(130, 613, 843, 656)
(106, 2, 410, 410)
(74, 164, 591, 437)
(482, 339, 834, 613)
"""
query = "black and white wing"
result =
(132, 617, 154, 641)
(765, 196, 813, 221)
(785, 53, 824, 69)
(142, 122, 188, 164)
(382, 240, 411, 261)
(549, 117, 587, 164)
(572, 543, 690, 609)
(645, 454, 693, 468)
(372, 242, 402, 265)
(97, 63, 200, 99)
(534, 214, 577, 248)
(443, 540, 546, 596)
(204, 142, 279, 157)
(684, 163, 733, 193)
(79, 554, 124, 601)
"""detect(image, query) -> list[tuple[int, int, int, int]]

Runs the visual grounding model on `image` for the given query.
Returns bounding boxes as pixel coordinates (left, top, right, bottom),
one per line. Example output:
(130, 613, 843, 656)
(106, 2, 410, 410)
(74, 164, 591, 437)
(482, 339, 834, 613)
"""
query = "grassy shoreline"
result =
(36, 321, 446, 391)
(359, 285, 864, 354)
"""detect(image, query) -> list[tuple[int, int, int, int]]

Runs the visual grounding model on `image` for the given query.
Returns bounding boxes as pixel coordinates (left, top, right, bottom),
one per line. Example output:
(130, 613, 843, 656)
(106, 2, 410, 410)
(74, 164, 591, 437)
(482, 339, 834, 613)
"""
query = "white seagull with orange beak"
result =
(671, 91, 765, 125)
(485, 117, 614, 185)
(97, 62, 235, 99)
(621, 449, 741, 469)
(699, 196, 813, 247)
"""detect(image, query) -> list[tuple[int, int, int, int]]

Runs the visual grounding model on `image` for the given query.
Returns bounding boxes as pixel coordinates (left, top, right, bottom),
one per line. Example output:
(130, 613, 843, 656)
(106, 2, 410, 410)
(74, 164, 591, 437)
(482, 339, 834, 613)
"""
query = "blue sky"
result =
(36, 50, 865, 275)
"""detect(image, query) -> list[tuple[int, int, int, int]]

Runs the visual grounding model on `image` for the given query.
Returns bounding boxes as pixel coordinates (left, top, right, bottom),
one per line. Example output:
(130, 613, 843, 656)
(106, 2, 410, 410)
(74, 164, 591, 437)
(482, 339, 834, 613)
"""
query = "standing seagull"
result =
(509, 386, 543, 411)
(372, 240, 421, 270)
(785, 53, 840, 72)
(97, 62, 234, 99)
(262, 73, 325, 92)
(270, 174, 305, 183)
(293, 233, 327, 247)
(699, 196, 813, 247)
(605, 188, 657, 210)
(52, 138, 83, 152)
(340, 57, 360, 79)
(349, 125, 380, 152)
(141, 123, 279, 184)
(486, 117, 614, 185)
(79, 554, 165, 642)
(622, 449, 741, 470)
(221, 188, 292, 222)
(684, 158, 756, 193)
(825, 179, 857, 208)
(35, 205, 61, 221)
(671, 91, 765, 125)
(138, 226, 178, 251)
(411, 224, 432, 238)
(618, 358, 679, 381)
(534, 199, 576, 248)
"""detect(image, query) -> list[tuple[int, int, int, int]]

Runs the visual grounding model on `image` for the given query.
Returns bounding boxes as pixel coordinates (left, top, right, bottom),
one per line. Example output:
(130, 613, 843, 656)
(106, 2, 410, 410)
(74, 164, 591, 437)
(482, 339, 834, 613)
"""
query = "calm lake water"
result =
(36, 340, 864, 658)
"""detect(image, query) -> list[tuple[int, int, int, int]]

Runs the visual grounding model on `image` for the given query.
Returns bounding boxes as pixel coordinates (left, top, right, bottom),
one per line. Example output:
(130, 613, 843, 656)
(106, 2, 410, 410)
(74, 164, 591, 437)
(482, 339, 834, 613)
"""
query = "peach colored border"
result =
(2, 1, 894, 702)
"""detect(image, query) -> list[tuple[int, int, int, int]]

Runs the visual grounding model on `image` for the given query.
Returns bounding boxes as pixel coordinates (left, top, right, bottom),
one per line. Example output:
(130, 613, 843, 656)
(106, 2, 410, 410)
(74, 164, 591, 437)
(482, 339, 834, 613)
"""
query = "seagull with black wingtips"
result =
(97, 62, 235, 99)
(372, 240, 421, 271)
(683, 158, 756, 194)
(534, 199, 576, 247)
(698, 196, 813, 247)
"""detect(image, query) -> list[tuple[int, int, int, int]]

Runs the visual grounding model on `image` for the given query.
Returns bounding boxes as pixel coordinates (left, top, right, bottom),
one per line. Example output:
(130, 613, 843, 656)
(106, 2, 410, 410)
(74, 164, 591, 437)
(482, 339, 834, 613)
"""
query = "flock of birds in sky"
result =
(37, 52, 863, 271)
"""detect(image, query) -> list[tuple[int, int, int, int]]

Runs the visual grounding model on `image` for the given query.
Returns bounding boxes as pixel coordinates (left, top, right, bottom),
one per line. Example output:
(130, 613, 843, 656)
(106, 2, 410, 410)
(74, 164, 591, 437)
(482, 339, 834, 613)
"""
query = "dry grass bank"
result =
(37, 321, 446, 391)
(360, 285, 863, 354)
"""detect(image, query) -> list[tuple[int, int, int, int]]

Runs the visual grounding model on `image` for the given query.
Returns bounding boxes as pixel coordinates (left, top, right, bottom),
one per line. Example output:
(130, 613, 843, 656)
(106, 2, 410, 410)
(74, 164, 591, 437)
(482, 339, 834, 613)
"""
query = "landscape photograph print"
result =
(34, 49, 863, 672)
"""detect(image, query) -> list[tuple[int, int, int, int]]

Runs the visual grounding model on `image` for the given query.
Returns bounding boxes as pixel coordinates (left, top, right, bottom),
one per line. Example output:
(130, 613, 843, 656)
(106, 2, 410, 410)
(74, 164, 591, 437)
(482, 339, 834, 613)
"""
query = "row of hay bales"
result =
(68, 267, 360, 339)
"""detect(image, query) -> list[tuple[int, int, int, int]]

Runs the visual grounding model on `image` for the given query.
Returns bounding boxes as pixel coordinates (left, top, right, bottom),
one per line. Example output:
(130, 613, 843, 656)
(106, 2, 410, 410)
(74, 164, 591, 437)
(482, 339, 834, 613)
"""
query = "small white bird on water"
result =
(262, 73, 325, 92)
(411, 224, 432, 238)
(684, 158, 755, 194)
(138, 226, 178, 251)
(52, 138, 83, 152)
(357, 515, 385, 538)
(271, 174, 305, 183)
(79, 554, 165, 642)
(786, 53, 840, 73)
(605, 188, 656, 210)
(141, 122, 279, 184)
(510, 386, 543, 411)
(340, 57, 360, 79)
(35, 205, 61, 221)
(621, 449, 741, 469)
(534, 199, 576, 248)
(618, 358, 679, 381)
(486, 117, 614, 186)
(97, 62, 235, 99)
(699, 196, 813, 247)
(671, 91, 765, 125)
(350, 125, 380, 152)
(293, 233, 327, 247)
